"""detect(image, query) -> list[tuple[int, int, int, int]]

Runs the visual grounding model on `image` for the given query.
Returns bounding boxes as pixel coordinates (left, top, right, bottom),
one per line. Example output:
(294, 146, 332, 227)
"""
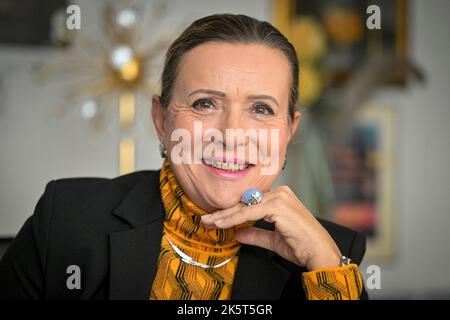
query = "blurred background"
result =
(0, 0, 449, 299)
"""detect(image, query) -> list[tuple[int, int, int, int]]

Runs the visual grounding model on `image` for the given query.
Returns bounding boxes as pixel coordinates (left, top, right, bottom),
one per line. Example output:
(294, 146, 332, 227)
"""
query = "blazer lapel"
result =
(231, 245, 290, 300)
(109, 222, 163, 299)
(108, 171, 165, 299)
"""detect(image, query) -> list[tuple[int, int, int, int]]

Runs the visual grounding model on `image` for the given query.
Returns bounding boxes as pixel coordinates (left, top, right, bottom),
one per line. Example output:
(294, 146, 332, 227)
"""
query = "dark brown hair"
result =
(159, 13, 299, 121)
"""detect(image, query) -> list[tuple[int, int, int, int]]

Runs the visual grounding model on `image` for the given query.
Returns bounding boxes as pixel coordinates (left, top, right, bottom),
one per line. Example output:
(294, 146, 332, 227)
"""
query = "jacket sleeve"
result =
(0, 181, 56, 300)
(350, 231, 369, 300)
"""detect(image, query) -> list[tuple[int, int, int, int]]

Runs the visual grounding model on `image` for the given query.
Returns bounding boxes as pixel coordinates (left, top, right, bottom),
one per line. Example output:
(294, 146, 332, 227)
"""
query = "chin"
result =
(202, 186, 243, 210)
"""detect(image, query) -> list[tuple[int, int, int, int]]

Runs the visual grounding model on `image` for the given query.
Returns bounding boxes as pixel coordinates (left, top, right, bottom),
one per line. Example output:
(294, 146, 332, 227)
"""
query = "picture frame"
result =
(328, 104, 396, 261)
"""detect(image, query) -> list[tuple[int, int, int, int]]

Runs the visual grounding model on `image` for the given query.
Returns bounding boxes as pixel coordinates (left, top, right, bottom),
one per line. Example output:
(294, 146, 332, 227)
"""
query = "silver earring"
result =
(159, 143, 167, 158)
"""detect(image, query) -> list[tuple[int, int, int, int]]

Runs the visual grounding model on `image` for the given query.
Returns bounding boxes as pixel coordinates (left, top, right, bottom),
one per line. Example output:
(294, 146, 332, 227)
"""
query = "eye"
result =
(192, 98, 215, 112)
(252, 103, 274, 115)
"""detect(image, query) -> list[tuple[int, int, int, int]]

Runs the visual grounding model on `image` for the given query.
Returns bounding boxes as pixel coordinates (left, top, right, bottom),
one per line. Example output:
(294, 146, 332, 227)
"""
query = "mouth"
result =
(203, 158, 249, 171)
(202, 157, 254, 178)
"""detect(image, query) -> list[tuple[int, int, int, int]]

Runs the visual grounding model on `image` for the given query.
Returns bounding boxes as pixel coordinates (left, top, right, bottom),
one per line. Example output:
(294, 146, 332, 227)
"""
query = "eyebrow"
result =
(188, 89, 280, 107)
(188, 89, 225, 97)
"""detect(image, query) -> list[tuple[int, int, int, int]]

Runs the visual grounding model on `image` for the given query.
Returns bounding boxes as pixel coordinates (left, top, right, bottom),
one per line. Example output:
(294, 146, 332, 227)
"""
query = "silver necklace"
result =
(165, 233, 237, 269)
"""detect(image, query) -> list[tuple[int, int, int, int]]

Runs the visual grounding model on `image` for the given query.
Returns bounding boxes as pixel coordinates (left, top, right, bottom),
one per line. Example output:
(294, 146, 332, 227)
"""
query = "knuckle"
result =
(275, 185, 292, 200)
(222, 216, 232, 224)
(272, 195, 283, 206)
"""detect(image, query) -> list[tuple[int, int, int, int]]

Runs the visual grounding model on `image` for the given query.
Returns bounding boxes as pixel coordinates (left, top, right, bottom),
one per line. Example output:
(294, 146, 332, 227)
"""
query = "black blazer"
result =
(0, 170, 368, 300)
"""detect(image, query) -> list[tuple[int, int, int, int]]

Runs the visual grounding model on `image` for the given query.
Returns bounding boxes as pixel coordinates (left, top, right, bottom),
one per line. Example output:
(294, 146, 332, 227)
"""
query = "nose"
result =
(218, 105, 249, 153)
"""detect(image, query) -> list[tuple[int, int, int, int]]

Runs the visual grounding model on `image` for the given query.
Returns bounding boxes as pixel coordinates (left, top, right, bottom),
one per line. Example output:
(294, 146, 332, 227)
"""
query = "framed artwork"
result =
(272, 0, 408, 106)
(328, 104, 396, 260)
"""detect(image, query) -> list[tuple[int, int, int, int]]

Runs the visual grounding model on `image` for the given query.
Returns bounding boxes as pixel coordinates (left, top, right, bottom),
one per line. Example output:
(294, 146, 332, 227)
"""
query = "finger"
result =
(200, 203, 242, 224)
(201, 204, 243, 229)
(214, 205, 268, 229)
(202, 208, 255, 230)
(202, 221, 217, 229)
(235, 227, 275, 252)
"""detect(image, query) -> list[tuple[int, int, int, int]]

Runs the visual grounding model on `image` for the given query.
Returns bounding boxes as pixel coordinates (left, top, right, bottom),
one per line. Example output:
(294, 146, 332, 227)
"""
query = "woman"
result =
(0, 14, 367, 300)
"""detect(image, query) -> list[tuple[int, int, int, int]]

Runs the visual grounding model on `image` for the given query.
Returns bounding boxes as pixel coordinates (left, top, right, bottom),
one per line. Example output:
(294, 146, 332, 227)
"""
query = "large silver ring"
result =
(241, 188, 263, 206)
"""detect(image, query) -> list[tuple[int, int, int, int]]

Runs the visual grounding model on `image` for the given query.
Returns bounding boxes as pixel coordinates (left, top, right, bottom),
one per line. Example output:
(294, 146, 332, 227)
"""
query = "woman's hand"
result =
(201, 185, 342, 271)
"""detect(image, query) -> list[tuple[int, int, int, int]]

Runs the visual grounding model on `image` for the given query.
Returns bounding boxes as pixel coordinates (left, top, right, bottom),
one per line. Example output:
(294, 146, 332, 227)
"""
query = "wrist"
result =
(306, 252, 342, 271)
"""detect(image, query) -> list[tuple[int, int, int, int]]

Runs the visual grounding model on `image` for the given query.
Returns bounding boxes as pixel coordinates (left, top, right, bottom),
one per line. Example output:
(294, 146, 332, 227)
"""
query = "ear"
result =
(151, 95, 166, 144)
(287, 110, 301, 143)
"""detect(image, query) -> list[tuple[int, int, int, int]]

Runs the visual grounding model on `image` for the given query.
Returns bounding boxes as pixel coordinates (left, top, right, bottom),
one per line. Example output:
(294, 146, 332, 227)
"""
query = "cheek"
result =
(277, 129, 291, 154)
(256, 125, 291, 156)
(165, 108, 188, 133)
(164, 111, 196, 149)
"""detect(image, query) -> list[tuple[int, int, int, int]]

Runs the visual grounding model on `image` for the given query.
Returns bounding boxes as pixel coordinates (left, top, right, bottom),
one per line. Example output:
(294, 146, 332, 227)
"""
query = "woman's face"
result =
(152, 42, 300, 212)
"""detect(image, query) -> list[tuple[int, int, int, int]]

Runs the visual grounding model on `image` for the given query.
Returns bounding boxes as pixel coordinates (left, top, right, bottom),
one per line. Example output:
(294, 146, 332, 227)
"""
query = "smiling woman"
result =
(0, 13, 367, 300)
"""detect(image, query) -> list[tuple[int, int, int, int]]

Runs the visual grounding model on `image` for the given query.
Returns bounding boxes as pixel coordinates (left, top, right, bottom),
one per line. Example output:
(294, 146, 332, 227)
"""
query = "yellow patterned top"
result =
(150, 159, 363, 300)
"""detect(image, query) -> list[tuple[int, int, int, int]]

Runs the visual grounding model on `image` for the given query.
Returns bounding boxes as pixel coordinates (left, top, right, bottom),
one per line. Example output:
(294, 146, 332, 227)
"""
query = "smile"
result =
(202, 158, 254, 179)
(203, 159, 249, 172)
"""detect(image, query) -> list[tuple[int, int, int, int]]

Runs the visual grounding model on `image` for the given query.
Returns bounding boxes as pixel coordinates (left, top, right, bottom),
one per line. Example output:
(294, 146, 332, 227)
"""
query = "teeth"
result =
(204, 160, 248, 172)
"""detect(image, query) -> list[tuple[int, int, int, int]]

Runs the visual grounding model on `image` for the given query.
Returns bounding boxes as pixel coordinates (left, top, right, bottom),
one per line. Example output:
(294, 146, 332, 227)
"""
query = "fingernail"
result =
(203, 223, 215, 230)
(214, 219, 224, 227)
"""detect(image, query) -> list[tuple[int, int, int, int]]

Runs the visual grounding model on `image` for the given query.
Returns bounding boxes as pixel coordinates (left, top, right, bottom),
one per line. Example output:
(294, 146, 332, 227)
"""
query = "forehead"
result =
(175, 42, 291, 100)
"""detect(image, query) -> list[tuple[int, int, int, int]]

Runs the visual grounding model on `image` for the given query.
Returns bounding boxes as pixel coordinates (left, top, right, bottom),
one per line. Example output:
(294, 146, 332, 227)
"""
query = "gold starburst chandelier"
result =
(39, 0, 177, 174)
